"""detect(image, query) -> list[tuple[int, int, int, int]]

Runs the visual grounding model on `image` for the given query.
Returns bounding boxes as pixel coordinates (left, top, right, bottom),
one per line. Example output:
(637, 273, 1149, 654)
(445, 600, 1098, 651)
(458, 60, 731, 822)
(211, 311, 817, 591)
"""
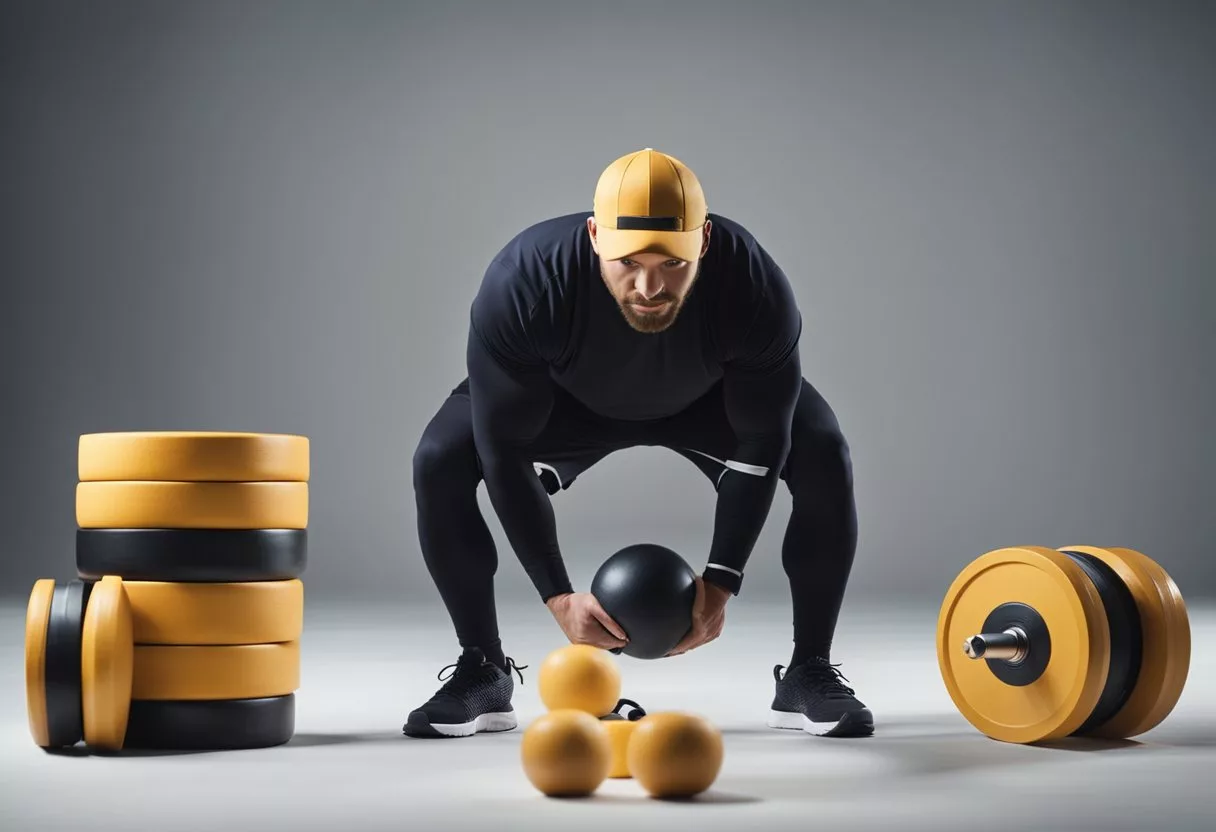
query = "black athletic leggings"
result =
(412, 376, 858, 663)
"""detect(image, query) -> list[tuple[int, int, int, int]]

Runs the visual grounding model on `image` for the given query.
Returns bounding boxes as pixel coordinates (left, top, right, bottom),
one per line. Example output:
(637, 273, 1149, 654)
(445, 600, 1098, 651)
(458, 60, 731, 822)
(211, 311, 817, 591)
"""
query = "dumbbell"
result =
(937, 545, 1190, 744)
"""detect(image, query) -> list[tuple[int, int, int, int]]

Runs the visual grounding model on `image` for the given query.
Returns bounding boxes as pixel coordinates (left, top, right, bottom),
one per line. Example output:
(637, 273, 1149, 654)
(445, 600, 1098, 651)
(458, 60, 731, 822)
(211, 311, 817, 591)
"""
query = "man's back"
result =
(470, 211, 800, 421)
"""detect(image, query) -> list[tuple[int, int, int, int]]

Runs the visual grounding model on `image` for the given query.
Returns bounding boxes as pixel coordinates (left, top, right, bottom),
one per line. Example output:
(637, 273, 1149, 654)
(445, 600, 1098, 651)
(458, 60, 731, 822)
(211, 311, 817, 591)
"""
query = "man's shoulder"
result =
(701, 213, 801, 357)
(704, 213, 791, 296)
(705, 212, 759, 247)
(471, 212, 587, 343)
(488, 211, 592, 288)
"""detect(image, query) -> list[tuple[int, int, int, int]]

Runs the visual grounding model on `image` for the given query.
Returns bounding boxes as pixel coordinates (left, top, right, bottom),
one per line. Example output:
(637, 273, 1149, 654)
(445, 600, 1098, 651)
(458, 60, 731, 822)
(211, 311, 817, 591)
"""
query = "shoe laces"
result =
(774, 657, 857, 699)
(504, 657, 528, 684)
(435, 651, 528, 690)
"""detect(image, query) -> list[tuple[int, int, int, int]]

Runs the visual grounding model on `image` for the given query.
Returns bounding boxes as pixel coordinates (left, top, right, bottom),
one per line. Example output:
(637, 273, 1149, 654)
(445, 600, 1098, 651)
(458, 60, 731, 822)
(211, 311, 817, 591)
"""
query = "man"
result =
(405, 148, 872, 740)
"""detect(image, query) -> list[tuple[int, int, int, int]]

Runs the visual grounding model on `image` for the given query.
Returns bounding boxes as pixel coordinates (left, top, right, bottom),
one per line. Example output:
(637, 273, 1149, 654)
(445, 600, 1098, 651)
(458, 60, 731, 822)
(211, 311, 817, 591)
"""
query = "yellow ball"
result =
(626, 711, 724, 798)
(601, 717, 639, 778)
(537, 644, 621, 716)
(520, 709, 612, 797)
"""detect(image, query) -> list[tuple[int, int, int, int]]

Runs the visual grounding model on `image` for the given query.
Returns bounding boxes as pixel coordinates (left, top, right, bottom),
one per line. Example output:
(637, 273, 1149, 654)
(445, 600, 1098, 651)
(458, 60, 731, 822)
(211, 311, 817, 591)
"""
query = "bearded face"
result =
(598, 253, 702, 333)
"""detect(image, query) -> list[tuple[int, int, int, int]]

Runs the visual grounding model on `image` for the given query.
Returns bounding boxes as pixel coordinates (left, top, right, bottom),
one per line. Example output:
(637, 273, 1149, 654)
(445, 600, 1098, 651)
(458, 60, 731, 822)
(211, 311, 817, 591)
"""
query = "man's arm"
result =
(466, 261, 574, 602)
(701, 248, 803, 596)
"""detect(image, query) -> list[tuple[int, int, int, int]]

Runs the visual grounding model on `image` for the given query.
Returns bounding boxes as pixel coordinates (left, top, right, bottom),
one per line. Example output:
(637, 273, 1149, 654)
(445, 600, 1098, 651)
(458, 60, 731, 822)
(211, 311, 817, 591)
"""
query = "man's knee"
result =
(412, 431, 478, 492)
(786, 427, 854, 492)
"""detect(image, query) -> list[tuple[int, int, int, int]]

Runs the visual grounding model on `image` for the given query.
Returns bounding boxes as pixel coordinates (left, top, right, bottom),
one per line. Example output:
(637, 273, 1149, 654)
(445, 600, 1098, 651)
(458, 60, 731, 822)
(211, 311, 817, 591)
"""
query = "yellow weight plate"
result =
(81, 576, 134, 751)
(124, 579, 304, 645)
(131, 642, 300, 700)
(76, 481, 308, 529)
(79, 431, 309, 482)
(1061, 545, 1190, 739)
(937, 546, 1110, 744)
(24, 579, 54, 748)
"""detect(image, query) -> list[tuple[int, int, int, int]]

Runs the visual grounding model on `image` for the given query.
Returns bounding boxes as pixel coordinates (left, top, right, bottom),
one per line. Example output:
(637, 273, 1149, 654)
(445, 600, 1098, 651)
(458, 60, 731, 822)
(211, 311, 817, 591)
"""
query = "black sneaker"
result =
(767, 657, 874, 738)
(402, 647, 526, 738)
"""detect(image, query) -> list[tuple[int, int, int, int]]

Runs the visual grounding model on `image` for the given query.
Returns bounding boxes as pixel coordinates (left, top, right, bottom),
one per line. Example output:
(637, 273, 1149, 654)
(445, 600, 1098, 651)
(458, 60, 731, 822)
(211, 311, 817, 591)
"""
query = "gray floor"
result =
(2, 599, 1213, 831)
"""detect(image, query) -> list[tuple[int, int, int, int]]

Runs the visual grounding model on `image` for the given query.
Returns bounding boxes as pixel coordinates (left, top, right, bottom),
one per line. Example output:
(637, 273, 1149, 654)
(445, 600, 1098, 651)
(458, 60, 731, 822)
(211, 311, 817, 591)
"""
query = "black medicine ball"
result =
(590, 543, 696, 660)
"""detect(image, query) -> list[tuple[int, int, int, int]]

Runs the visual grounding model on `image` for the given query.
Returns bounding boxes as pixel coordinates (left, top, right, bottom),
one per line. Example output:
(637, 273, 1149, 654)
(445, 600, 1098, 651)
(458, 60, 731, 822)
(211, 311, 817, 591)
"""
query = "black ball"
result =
(590, 543, 696, 660)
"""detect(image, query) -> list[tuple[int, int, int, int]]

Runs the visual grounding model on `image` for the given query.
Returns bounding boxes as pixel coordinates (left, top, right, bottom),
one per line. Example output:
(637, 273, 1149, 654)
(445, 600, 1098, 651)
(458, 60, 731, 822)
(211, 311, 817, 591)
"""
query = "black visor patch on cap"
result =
(616, 215, 681, 231)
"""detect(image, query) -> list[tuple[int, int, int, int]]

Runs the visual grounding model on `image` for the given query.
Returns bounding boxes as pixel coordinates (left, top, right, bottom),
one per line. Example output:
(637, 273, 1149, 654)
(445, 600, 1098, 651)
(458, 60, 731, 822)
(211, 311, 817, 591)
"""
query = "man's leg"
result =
(406, 379, 523, 738)
(769, 379, 869, 736)
(406, 380, 621, 738)
(412, 378, 506, 669)
(663, 378, 871, 737)
(780, 378, 859, 666)
(664, 378, 858, 662)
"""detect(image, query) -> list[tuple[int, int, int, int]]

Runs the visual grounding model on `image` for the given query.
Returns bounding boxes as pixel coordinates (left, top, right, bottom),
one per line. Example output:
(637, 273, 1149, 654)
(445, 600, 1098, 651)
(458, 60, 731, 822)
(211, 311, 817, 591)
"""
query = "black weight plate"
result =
(77, 529, 307, 582)
(123, 695, 296, 750)
(1060, 550, 1143, 735)
(44, 580, 93, 747)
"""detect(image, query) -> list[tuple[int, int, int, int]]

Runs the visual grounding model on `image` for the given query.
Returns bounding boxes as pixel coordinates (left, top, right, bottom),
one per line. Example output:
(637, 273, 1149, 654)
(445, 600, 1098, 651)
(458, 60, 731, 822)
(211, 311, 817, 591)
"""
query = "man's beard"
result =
(602, 261, 699, 334)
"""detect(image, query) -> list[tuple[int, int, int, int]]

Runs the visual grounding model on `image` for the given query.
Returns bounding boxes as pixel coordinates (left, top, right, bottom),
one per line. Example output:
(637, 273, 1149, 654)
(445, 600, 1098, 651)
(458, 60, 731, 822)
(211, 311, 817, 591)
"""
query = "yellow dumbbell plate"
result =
(76, 481, 308, 529)
(937, 546, 1110, 744)
(81, 576, 134, 751)
(1061, 545, 1190, 739)
(132, 642, 300, 700)
(79, 431, 309, 482)
(24, 579, 54, 748)
(124, 579, 304, 645)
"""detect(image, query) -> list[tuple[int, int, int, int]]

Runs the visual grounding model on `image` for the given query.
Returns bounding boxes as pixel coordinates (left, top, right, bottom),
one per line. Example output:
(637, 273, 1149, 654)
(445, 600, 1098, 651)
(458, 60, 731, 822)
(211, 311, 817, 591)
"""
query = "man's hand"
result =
(666, 577, 730, 657)
(545, 592, 629, 650)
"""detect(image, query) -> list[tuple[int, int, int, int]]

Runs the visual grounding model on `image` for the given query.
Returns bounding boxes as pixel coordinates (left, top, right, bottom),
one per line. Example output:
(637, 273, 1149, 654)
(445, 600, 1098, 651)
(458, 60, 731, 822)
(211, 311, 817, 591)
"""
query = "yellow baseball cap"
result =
(592, 148, 708, 262)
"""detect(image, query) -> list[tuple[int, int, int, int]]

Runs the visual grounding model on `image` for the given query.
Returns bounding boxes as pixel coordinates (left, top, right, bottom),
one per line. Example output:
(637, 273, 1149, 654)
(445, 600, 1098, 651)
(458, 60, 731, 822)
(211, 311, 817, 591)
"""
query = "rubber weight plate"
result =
(123, 579, 303, 645)
(937, 546, 1111, 744)
(124, 695, 295, 750)
(24, 579, 96, 749)
(1057, 549, 1142, 736)
(44, 581, 93, 747)
(76, 481, 308, 529)
(81, 576, 134, 751)
(79, 431, 309, 482)
(24, 579, 54, 747)
(77, 528, 307, 582)
(1060, 546, 1191, 739)
(131, 642, 300, 700)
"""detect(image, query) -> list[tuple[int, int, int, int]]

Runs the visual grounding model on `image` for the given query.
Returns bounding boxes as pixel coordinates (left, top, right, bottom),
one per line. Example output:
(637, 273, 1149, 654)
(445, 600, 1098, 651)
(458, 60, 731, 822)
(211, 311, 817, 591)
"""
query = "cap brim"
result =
(596, 227, 704, 262)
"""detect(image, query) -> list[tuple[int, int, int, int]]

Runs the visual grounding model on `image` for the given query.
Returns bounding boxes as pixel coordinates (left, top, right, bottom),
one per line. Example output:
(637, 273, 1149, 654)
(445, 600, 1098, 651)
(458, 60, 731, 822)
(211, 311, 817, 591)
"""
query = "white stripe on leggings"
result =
(682, 447, 769, 477)
(532, 461, 563, 490)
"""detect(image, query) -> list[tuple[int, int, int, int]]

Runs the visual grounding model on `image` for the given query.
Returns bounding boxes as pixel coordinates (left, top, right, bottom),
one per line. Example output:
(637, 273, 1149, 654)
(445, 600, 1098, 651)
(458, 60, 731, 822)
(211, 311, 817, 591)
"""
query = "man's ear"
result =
(699, 218, 713, 258)
(587, 216, 600, 254)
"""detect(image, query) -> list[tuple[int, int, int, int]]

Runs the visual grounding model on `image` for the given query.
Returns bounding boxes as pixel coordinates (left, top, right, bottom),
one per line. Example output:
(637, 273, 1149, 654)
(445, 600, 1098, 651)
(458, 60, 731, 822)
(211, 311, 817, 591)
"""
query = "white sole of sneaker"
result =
(427, 711, 518, 738)
(767, 708, 874, 738)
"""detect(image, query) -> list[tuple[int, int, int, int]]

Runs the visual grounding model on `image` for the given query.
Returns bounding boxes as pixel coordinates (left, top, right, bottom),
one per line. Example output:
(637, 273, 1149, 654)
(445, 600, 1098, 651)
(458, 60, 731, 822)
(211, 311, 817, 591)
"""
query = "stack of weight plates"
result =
(25, 431, 309, 753)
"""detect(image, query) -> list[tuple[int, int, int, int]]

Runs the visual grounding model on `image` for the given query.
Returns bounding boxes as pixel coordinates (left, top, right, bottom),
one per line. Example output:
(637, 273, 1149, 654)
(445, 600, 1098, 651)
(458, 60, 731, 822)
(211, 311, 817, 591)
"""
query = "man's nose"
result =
(635, 271, 663, 299)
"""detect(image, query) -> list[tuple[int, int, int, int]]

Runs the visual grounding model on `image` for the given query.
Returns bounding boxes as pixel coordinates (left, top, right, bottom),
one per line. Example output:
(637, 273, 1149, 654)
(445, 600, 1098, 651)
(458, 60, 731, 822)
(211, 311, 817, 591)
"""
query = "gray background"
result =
(2, 0, 1212, 611)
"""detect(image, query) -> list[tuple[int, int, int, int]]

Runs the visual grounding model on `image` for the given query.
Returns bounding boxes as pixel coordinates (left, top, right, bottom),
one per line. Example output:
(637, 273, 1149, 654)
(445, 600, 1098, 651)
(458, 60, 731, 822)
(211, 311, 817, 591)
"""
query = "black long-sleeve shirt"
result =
(466, 211, 802, 601)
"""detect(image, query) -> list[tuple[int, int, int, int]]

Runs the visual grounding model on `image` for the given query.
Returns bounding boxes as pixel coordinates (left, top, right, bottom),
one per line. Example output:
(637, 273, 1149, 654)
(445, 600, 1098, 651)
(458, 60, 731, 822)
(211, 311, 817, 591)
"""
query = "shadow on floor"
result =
(44, 731, 405, 759)
(540, 790, 761, 806)
(63, 717, 1208, 763)
(89, 747, 223, 758)
(288, 731, 404, 747)
(1036, 737, 1143, 752)
(710, 714, 1169, 801)
(1133, 727, 1216, 749)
